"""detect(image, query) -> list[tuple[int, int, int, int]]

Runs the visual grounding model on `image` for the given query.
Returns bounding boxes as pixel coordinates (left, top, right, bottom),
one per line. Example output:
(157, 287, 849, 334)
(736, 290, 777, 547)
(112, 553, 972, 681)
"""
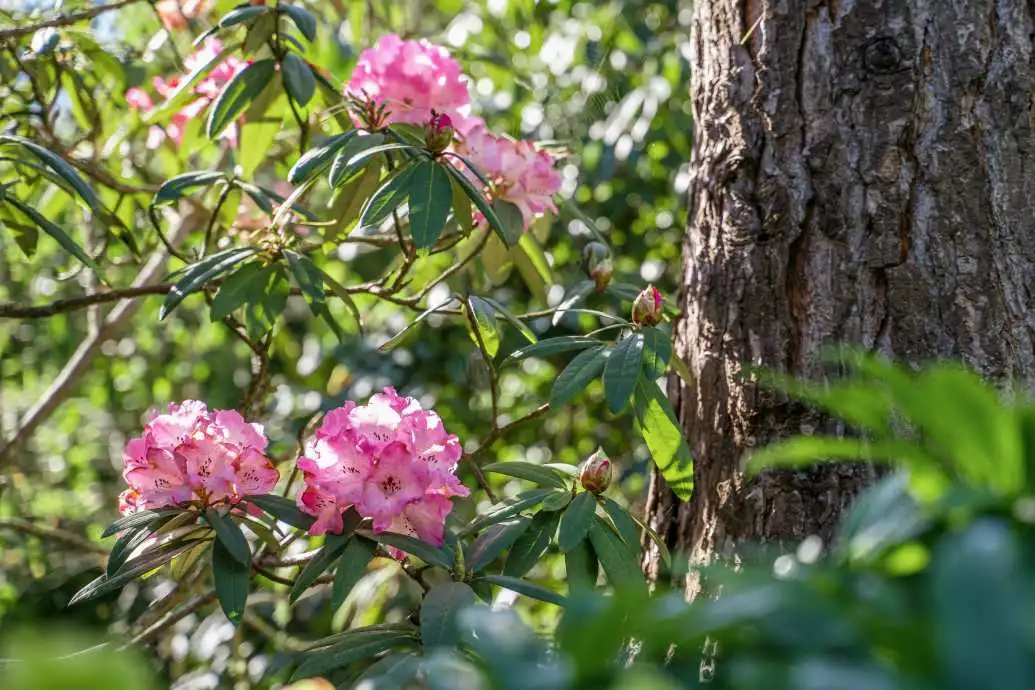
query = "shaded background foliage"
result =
(0, 0, 691, 686)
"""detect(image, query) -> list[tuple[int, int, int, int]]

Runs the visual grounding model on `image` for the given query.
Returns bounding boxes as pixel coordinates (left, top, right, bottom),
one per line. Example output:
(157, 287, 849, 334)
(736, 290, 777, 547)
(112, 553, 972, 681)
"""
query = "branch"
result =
(463, 402, 551, 464)
(0, 517, 107, 555)
(0, 0, 150, 41)
(0, 285, 172, 319)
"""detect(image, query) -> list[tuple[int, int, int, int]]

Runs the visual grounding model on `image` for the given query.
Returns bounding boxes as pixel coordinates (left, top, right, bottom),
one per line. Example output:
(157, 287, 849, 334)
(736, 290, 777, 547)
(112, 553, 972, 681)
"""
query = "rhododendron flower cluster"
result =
(296, 388, 467, 553)
(118, 401, 279, 515)
(126, 39, 250, 149)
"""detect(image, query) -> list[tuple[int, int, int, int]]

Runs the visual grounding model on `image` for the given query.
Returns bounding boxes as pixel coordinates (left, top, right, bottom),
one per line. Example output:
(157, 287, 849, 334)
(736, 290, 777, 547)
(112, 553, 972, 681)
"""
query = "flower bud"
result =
(631, 284, 663, 326)
(582, 242, 613, 291)
(425, 111, 456, 153)
(578, 449, 612, 495)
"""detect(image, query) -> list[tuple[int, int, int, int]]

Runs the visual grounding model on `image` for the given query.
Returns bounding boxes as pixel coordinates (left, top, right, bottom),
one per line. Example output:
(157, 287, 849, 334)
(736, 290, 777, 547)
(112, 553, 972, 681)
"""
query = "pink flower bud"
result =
(578, 449, 612, 495)
(631, 284, 663, 326)
(582, 242, 613, 291)
(425, 111, 456, 153)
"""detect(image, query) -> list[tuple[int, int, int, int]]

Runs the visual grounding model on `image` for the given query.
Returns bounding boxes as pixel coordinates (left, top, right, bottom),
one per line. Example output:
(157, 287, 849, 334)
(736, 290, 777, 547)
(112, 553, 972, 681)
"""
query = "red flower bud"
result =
(582, 242, 613, 291)
(631, 285, 663, 326)
(578, 449, 612, 495)
(425, 111, 455, 153)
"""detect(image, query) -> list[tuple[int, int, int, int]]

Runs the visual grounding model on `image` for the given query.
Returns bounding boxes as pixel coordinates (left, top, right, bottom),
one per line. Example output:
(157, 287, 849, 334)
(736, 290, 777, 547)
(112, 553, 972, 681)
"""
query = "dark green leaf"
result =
(600, 497, 641, 555)
(603, 333, 645, 414)
(443, 163, 510, 245)
(466, 296, 501, 358)
(540, 490, 573, 512)
(331, 536, 377, 611)
(341, 142, 417, 175)
(564, 539, 597, 593)
(281, 53, 316, 107)
(290, 532, 351, 603)
(503, 336, 602, 364)
(467, 518, 531, 573)
(557, 491, 597, 552)
(161, 246, 259, 319)
(352, 652, 422, 689)
(5, 196, 102, 274)
(283, 249, 348, 342)
(70, 539, 204, 606)
(218, 4, 268, 29)
(244, 494, 315, 529)
(154, 171, 226, 207)
(209, 261, 266, 319)
(504, 510, 560, 577)
(835, 473, 930, 564)
(463, 489, 556, 534)
(641, 326, 672, 379)
(205, 509, 251, 566)
(278, 3, 317, 41)
(329, 133, 386, 187)
(357, 529, 453, 569)
(242, 12, 276, 53)
(207, 58, 277, 138)
(288, 131, 355, 184)
(551, 280, 595, 326)
(450, 177, 473, 235)
(379, 297, 457, 351)
(589, 515, 646, 589)
(0, 135, 102, 212)
(491, 199, 524, 247)
(360, 162, 418, 229)
(409, 160, 453, 249)
(293, 632, 417, 680)
(106, 525, 159, 577)
(102, 508, 182, 538)
(212, 538, 250, 623)
(482, 461, 569, 490)
(479, 296, 536, 343)
(477, 574, 567, 607)
(421, 582, 478, 649)
(550, 345, 608, 408)
(632, 376, 694, 501)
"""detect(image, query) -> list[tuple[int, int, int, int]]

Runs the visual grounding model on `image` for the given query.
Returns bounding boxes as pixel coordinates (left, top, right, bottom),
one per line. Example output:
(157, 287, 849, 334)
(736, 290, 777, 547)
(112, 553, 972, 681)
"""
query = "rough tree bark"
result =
(644, 0, 1035, 596)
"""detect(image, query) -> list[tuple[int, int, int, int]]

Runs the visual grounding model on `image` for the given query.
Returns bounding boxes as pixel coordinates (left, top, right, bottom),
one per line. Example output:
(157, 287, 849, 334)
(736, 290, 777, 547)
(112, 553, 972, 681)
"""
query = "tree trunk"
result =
(644, 0, 1035, 596)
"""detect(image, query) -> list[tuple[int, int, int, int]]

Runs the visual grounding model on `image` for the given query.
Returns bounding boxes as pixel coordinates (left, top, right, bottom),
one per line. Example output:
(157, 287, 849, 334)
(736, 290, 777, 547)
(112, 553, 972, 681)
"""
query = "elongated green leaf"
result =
(360, 162, 418, 229)
(632, 376, 694, 501)
(482, 461, 569, 490)
(342, 142, 417, 175)
(278, 3, 317, 40)
(293, 633, 417, 680)
(290, 533, 350, 603)
(604, 333, 645, 413)
(331, 536, 377, 611)
(540, 490, 573, 512)
(565, 538, 598, 593)
(421, 582, 478, 649)
(161, 246, 259, 319)
(557, 492, 597, 552)
(516, 233, 551, 285)
(106, 525, 157, 577)
(282, 53, 316, 107)
(589, 515, 645, 589)
(244, 494, 313, 530)
(306, 623, 418, 652)
(212, 538, 250, 623)
(551, 280, 595, 326)
(492, 199, 525, 247)
(288, 131, 355, 184)
(451, 176, 473, 235)
(70, 539, 204, 606)
(409, 160, 453, 249)
(205, 509, 251, 566)
(207, 58, 276, 138)
(379, 297, 457, 351)
(503, 336, 602, 364)
(243, 13, 276, 53)
(148, 44, 232, 121)
(210, 261, 265, 320)
(319, 269, 362, 331)
(5, 196, 102, 274)
(467, 518, 531, 573)
(641, 326, 672, 379)
(443, 163, 511, 245)
(283, 249, 349, 342)
(600, 497, 641, 555)
(462, 489, 556, 535)
(477, 574, 567, 607)
(0, 135, 101, 212)
(466, 296, 501, 358)
(102, 508, 182, 538)
(504, 510, 560, 578)
(550, 345, 608, 408)
(357, 529, 453, 569)
(480, 296, 536, 343)
(329, 133, 386, 187)
(218, 4, 268, 29)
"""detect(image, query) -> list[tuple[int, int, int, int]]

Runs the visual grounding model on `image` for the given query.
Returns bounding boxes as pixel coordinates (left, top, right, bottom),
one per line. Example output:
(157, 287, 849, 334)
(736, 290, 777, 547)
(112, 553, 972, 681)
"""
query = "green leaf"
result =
(550, 345, 608, 408)
(102, 508, 182, 538)
(670, 352, 694, 387)
(503, 336, 602, 364)
(467, 518, 531, 573)
(331, 536, 377, 611)
(293, 631, 417, 680)
(477, 574, 567, 607)
(451, 176, 473, 235)
(599, 497, 641, 555)
(278, 3, 317, 41)
(479, 296, 536, 343)
(70, 540, 205, 606)
(281, 53, 316, 107)
(564, 538, 598, 593)
(147, 44, 231, 121)
(463, 489, 556, 535)
(421, 582, 478, 649)
(360, 162, 418, 229)
(210, 261, 264, 319)
(205, 509, 251, 566)
(212, 538, 250, 623)
(504, 510, 560, 578)
(207, 58, 277, 139)
(290, 532, 351, 603)
(516, 233, 552, 286)
(551, 280, 595, 326)
(482, 461, 569, 490)
(557, 492, 597, 552)
(244, 494, 314, 530)
(466, 296, 501, 358)
(408, 160, 453, 249)
(242, 12, 276, 53)
(352, 652, 422, 688)
(492, 199, 525, 247)
(835, 473, 930, 564)
(540, 490, 573, 512)
(357, 529, 453, 569)
(604, 333, 645, 414)
(641, 326, 672, 379)
(632, 377, 694, 501)
(288, 131, 356, 185)
(0, 134, 102, 213)
(329, 133, 386, 187)
(283, 249, 349, 342)
(4, 196, 102, 275)
(154, 170, 226, 205)
(379, 297, 457, 351)
(218, 4, 268, 28)
(589, 516, 645, 590)
(160, 246, 259, 320)
(1, 203, 38, 258)
(106, 525, 159, 577)
(443, 163, 510, 245)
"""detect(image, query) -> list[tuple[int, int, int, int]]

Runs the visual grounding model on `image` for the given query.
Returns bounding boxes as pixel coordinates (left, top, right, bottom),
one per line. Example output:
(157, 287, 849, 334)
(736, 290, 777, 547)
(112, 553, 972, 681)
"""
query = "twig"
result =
(0, 285, 172, 319)
(462, 402, 551, 464)
(0, 517, 107, 555)
(0, 0, 148, 40)
(122, 590, 217, 648)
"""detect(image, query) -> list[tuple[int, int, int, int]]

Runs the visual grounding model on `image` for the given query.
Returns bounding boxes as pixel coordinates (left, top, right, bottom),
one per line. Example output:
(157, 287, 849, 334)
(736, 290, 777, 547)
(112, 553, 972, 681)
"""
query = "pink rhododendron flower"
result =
(345, 34, 475, 130)
(154, 0, 211, 32)
(296, 387, 467, 556)
(118, 401, 278, 514)
(453, 123, 562, 230)
(126, 38, 250, 149)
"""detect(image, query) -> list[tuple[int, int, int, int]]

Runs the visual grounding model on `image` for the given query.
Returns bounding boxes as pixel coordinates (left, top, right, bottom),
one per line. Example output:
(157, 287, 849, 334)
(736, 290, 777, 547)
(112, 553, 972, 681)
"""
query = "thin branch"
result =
(122, 590, 217, 649)
(462, 402, 551, 464)
(0, 0, 149, 40)
(0, 517, 107, 555)
(0, 285, 172, 319)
